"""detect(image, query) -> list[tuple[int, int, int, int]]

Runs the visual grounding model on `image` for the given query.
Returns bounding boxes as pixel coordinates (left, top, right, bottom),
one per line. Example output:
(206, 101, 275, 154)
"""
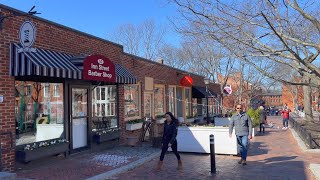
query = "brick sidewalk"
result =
(16, 143, 159, 180)
(113, 116, 320, 180)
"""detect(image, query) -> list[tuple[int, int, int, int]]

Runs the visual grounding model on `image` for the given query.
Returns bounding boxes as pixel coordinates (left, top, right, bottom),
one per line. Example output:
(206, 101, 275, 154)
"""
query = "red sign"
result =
(83, 55, 116, 82)
(180, 75, 193, 87)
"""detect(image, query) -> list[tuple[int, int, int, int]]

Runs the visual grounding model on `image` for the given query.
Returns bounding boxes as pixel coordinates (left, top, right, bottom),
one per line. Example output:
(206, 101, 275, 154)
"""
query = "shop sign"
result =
(223, 85, 232, 95)
(180, 75, 193, 87)
(18, 21, 37, 53)
(83, 55, 115, 82)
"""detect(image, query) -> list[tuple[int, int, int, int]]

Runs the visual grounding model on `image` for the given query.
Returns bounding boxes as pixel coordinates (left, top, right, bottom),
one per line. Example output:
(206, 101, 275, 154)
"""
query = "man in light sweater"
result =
(229, 104, 253, 165)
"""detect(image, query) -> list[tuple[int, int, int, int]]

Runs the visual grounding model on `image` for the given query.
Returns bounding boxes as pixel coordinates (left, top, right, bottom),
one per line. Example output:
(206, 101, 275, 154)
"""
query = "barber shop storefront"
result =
(10, 41, 136, 162)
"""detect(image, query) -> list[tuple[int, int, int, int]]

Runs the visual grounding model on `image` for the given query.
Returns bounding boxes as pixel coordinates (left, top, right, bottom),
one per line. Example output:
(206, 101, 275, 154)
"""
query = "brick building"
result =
(0, 4, 221, 171)
(261, 91, 283, 108)
(282, 84, 319, 111)
(219, 72, 263, 111)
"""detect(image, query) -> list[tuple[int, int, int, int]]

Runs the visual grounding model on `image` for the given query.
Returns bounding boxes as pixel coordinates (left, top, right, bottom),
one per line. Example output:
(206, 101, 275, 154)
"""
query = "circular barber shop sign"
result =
(19, 21, 36, 48)
(223, 85, 232, 95)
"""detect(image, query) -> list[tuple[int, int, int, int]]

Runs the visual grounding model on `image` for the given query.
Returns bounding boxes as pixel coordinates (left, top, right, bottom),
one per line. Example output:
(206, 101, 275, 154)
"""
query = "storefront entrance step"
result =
(0, 172, 16, 180)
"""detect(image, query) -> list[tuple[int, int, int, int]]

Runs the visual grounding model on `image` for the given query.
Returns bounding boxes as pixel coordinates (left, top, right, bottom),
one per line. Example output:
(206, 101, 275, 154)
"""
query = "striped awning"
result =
(70, 57, 137, 84)
(115, 64, 137, 84)
(10, 43, 82, 79)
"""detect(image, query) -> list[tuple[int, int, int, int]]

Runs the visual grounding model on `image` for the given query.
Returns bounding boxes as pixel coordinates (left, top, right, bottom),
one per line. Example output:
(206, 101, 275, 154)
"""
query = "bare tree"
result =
(170, 0, 320, 121)
(109, 19, 166, 60)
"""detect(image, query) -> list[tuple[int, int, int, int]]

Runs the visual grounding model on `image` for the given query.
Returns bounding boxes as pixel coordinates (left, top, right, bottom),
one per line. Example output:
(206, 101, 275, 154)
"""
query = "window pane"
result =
(185, 89, 190, 117)
(124, 85, 140, 118)
(92, 85, 118, 131)
(15, 81, 64, 146)
(154, 86, 165, 116)
(169, 87, 175, 115)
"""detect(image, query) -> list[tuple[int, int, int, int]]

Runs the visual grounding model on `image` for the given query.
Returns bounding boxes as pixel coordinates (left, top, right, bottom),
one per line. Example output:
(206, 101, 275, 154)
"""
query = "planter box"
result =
(214, 117, 230, 126)
(126, 122, 143, 131)
(16, 143, 69, 163)
(156, 118, 165, 124)
(93, 130, 120, 144)
(175, 126, 239, 155)
(186, 118, 194, 123)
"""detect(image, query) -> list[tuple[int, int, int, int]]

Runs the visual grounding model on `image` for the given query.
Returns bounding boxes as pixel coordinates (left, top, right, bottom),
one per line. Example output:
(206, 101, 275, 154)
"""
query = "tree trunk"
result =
(303, 77, 313, 122)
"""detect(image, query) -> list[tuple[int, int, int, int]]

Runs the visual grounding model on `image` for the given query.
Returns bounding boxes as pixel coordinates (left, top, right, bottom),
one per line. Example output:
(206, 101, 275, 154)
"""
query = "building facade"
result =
(0, 4, 221, 171)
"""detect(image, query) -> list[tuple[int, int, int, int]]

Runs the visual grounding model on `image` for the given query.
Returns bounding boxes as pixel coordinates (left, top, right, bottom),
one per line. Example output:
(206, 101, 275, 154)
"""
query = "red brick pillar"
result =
(118, 84, 126, 144)
(0, 53, 16, 171)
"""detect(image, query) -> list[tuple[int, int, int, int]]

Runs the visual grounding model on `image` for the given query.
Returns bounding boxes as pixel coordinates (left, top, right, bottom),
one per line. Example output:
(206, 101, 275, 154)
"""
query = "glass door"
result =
(71, 88, 89, 150)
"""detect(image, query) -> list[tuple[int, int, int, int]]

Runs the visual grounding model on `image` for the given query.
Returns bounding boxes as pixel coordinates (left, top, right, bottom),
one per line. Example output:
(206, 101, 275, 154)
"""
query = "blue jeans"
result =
(236, 135, 249, 161)
(283, 118, 289, 127)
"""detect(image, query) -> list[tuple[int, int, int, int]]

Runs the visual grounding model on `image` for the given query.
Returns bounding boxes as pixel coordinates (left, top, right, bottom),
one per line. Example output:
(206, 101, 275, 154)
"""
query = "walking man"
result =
(258, 106, 267, 134)
(229, 104, 253, 165)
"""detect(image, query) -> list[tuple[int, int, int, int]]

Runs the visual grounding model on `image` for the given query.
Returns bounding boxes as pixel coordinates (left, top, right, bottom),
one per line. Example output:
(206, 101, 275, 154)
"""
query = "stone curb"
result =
(310, 164, 320, 180)
(289, 128, 320, 180)
(86, 151, 160, 180)
(289, 128, 320, 153)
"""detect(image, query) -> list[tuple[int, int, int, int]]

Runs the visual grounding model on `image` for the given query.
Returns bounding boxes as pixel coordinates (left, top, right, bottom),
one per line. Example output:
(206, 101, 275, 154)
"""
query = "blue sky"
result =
(0, 0, 180, 45)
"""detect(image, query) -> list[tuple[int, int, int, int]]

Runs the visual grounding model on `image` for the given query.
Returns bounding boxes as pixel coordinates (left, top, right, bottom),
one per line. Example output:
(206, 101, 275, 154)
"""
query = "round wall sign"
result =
(19, 21, 36, 48)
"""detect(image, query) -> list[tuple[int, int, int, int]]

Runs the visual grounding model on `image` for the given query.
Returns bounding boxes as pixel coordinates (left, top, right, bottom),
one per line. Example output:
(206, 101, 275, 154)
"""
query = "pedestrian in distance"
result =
(258, 106, 267, 134)
(155, 112, 182, 171)
(281, 106, 291, 130)
(229, 104, 253, 165)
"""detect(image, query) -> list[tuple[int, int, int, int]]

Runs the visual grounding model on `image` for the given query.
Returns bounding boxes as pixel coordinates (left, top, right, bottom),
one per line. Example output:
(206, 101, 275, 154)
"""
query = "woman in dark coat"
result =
(155, 112, 182, 171)
(259, 106, 267, 133)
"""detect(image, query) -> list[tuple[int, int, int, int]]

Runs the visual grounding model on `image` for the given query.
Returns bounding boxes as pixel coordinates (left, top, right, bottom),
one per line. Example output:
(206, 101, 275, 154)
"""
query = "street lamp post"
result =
(204, 78, 210, 124)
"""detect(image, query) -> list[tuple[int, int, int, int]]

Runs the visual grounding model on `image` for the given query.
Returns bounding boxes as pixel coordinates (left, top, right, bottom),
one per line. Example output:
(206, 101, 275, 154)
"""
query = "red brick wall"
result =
(0, 6, 127, 170)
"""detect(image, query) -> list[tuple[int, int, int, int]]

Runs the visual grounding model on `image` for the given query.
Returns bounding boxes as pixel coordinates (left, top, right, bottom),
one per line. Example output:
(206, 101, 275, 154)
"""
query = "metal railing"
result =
(289, 117, 319, 149)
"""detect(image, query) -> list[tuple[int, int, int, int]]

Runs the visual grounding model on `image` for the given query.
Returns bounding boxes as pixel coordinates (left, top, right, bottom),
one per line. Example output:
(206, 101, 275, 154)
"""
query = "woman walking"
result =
(156, 112, 182, 171)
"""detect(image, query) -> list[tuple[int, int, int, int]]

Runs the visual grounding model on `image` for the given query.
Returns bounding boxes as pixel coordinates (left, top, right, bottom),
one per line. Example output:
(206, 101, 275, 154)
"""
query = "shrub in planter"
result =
(126, 119, 144, 131)
(92, 127, 120, 144)
(247, 108, 260, 128)
(155, 115, 165, 124)
(16, 138, 69, 163)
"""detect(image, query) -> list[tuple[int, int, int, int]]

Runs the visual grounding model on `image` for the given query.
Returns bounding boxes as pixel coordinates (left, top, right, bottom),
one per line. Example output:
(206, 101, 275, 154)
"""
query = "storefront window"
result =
(154, 86, 165, 116)
(168, 87, 175, 115)
(192, 98, 198, 117)
(92, 85, 118, 129)
(185, 88, 191, 117)
(124, 84, 140, 118)
(15, 81, 64, 146)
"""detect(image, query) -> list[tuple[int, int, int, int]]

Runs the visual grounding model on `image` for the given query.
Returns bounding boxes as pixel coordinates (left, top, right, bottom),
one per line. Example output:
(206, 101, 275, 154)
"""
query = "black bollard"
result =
(210, 134, 216, 173)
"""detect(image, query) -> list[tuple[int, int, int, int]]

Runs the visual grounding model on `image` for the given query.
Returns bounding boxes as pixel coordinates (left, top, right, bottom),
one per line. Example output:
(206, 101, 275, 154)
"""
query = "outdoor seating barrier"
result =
(289, 117, 319, 149)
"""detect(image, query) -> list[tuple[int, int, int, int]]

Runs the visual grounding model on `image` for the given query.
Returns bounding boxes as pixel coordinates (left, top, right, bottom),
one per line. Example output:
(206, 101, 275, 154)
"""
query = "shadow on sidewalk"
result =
(248, 142, 269, 156)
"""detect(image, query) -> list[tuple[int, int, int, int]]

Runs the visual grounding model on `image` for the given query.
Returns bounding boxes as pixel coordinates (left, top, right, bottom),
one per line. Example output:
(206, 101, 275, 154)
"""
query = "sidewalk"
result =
(113, 116, 320, 180)
(16, 143, 160, 180)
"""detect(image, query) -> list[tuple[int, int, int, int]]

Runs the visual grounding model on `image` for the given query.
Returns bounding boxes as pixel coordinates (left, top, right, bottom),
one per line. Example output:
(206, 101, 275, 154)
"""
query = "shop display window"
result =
(168, 87, 176, 115)
(15, 81, 64, 146)
(124, 84, 140, 118)
(154, 85, 165, 117)
(92, 85, 118, 131)
(185, 88, 191, 117)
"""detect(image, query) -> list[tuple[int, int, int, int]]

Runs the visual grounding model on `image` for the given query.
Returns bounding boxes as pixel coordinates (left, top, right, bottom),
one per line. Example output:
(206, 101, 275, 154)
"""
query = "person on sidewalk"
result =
(258, 106, 267, 134)
(229, 104, 253, 165)
(281, 106, 291, 130)
(155, 112, 182, 171)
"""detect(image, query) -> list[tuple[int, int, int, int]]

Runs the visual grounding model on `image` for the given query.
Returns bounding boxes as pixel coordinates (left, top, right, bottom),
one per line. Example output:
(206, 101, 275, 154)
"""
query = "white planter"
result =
(156, 118, 165, 124)
(214, 117, 230, 126)
(126, 122, 143, 131)
(175, 126, 239, 155)
(252, 127, 258, 137)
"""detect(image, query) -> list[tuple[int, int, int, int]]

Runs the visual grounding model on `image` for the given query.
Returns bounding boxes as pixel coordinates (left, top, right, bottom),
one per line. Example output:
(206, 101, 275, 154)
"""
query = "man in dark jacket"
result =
(229, 104, 253, 165)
